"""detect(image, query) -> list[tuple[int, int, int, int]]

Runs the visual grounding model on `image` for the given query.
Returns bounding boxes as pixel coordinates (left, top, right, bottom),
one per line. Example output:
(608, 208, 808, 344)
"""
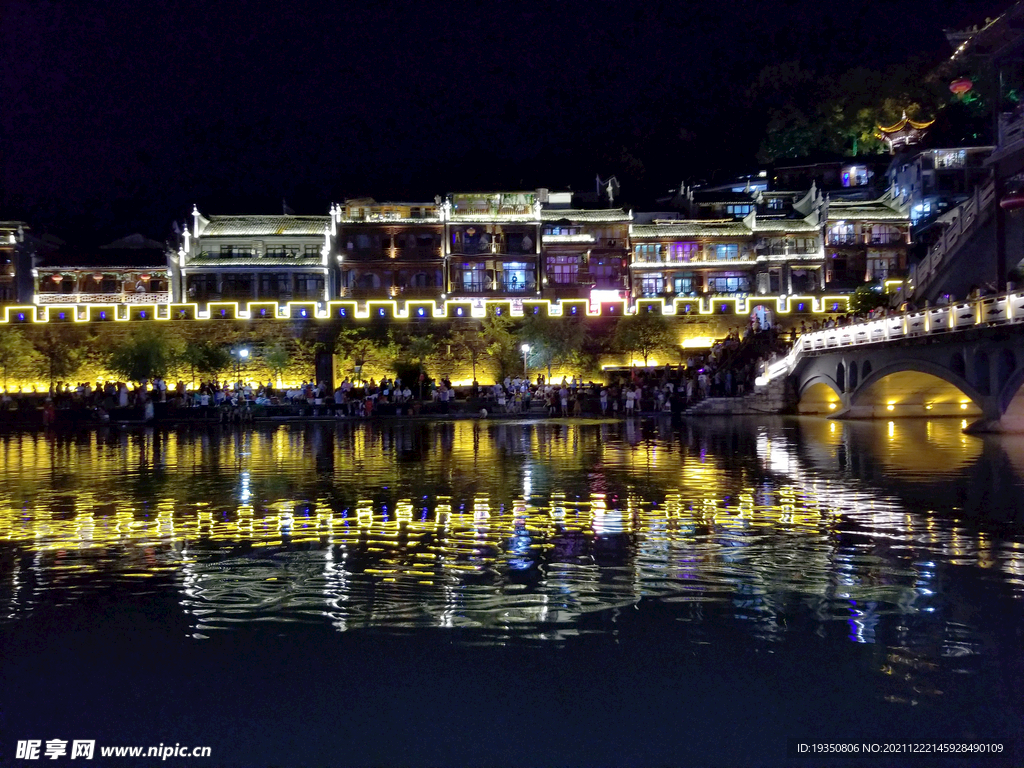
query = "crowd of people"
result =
(1, 316, 824, 426)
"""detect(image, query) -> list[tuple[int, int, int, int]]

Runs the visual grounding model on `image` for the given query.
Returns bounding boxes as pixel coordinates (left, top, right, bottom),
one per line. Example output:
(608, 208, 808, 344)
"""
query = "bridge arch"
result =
(797, 375, 842, 414)
(851, 359, 985, 417)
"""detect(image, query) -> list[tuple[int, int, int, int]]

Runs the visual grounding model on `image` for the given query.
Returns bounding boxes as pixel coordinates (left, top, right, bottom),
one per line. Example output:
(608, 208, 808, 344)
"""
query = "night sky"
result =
(1, 0, 1008, 245)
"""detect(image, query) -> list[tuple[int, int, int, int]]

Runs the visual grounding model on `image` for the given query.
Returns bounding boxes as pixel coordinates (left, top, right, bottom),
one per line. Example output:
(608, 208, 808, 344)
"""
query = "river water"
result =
(1, 418, 1022, 766)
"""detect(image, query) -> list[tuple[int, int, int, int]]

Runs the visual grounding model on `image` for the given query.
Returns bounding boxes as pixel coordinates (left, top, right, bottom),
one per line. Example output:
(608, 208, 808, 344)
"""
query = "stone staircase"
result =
(909, 179, 997, 302)
(683, 378, 790, 416)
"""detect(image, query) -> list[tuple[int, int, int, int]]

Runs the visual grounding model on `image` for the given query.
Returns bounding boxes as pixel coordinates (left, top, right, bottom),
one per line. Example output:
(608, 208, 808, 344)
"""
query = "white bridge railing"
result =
(909, 179, 996, 298)
(764, 289, 1024, 383)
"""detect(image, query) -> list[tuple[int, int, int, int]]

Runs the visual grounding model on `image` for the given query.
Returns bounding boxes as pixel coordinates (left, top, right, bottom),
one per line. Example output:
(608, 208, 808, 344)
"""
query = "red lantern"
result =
(138, 273, 151, 281)
(1000, 192, 1024, 210)
(950, 78, 973, 97)
(92, 272, 103, 281)
(50, 274, 63, 282)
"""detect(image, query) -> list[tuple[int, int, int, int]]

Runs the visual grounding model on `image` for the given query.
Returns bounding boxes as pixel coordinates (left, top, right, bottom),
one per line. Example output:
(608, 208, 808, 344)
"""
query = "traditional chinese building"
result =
(752, 213, 826, 294)
(177, 208, 331, 305)
(34, 234, 172, 305)
(875, 112, 935, 154)
(628, 219, 758, 298)
(332, 198, 443, 301)
(825, 194, 911, 284)
(770, 156, 891, 196)
(887, 146, 994, 225)
(0, 222, 28, 304)
(540, 208, 630, 302)
(445, 192, 542, 298)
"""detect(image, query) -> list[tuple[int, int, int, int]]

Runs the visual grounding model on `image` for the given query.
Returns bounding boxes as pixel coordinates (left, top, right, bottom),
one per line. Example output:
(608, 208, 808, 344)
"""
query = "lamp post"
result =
(521, 343, 530, 379)
(234, 347, 249, 390)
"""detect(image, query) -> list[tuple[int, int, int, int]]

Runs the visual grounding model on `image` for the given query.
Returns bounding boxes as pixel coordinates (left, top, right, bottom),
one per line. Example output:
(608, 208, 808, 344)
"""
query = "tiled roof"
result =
(631, 221, 752, 238)
(201, 216, 329, 237)
(753, 218, 819, 233)
(540, 208, 630, 222)
(827, 203, 907, 222)
(186, 256, 324, 267)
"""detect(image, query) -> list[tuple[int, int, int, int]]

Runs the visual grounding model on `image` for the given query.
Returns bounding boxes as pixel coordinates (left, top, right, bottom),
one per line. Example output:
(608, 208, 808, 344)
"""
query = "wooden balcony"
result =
(36, 291, 171, 304)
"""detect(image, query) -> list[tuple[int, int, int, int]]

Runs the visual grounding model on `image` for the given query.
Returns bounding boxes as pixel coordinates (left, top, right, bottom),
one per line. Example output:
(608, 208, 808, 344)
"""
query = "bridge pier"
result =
(964, 388, 1024, 433)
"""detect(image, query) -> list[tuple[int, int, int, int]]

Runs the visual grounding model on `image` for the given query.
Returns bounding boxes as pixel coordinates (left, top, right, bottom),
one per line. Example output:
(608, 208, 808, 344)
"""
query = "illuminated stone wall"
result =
(0, 297, 845, 390)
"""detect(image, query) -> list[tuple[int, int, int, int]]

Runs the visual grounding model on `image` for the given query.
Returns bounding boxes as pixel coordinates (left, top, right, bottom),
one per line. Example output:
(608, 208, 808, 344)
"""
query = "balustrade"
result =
(911, 180, 996, 295)
(36, 291, 171, 304)
(767, 289, 1024, 382)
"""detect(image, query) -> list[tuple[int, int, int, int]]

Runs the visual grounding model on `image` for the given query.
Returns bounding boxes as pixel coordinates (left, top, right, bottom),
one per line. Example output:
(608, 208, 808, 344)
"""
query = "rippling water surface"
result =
(1, 417, 1023, 766)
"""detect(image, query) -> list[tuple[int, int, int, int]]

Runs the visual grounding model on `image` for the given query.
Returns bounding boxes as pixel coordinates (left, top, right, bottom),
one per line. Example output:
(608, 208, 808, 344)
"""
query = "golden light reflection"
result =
(0, 421, 1020, 643)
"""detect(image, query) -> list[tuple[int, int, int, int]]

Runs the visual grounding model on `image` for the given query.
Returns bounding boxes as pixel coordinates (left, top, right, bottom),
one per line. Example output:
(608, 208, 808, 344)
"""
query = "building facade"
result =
(888, 146, 994, 225)
(34, 234, 171, 306)
(2, 182, 911, 314)
(825, 195, 911, 284)
(177, 209, 331, 305)
(0, 222, 27, 304)
(332, 199, 444, 300)
(445, 193, 542, 299)
(540, 208, 631, 302)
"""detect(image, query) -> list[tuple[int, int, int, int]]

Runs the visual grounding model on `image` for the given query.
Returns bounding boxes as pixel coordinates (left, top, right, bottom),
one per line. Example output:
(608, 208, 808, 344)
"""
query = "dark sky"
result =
(1, 0, 1008, 245)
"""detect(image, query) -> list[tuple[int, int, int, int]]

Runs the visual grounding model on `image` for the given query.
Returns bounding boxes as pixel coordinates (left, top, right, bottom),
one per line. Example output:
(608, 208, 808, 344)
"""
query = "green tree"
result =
(264, 343, 290, 386)
(180, 340, 232, 385)
(480, 310, 520, 381)
(613, 311, 673, 367)
(848, 284, 889, 314)
(520, 314, 587, 380)
(449, 328, 489, 382)
(0, 329, 42, 390)
(107, 326, 181, 383)
(331, 327, 399, 382)
(402, 332, 439, 376)
(32, 326, 87, 385)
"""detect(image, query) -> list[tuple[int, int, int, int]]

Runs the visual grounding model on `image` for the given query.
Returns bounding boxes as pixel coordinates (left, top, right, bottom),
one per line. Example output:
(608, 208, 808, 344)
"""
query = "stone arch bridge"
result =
(763, 292, 1024, 432)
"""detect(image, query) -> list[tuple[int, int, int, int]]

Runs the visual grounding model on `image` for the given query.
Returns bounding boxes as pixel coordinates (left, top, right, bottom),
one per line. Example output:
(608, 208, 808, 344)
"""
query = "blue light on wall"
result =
(99, 312, 106, 320)
(300, 309, 307, 317)
(379, 308, 385, 316)
(139, 311, 146, 319)
(339, 308, 346, 317)
(58, 312, 66, 320)
(457, 308, 463, 316)
(417, 308, 425, 317)
(17, 313, 25, 321)
(220, 309, 227, 317)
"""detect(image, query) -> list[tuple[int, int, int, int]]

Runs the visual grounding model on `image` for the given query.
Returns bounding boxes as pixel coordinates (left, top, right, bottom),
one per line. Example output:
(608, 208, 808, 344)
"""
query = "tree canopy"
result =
(107, 326, 181, 383)
(613, 311, 673, 366)
(0, 329, 42, 389)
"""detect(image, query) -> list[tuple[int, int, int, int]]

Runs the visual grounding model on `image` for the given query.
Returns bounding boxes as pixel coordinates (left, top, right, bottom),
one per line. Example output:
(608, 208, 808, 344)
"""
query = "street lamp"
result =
(521, 343, 530, 379)
(234, 347, 250, 389)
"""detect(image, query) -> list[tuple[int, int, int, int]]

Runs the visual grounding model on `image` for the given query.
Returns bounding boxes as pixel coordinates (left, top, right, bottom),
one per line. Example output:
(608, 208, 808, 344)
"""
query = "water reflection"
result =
(1, 420, 1022, 651)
